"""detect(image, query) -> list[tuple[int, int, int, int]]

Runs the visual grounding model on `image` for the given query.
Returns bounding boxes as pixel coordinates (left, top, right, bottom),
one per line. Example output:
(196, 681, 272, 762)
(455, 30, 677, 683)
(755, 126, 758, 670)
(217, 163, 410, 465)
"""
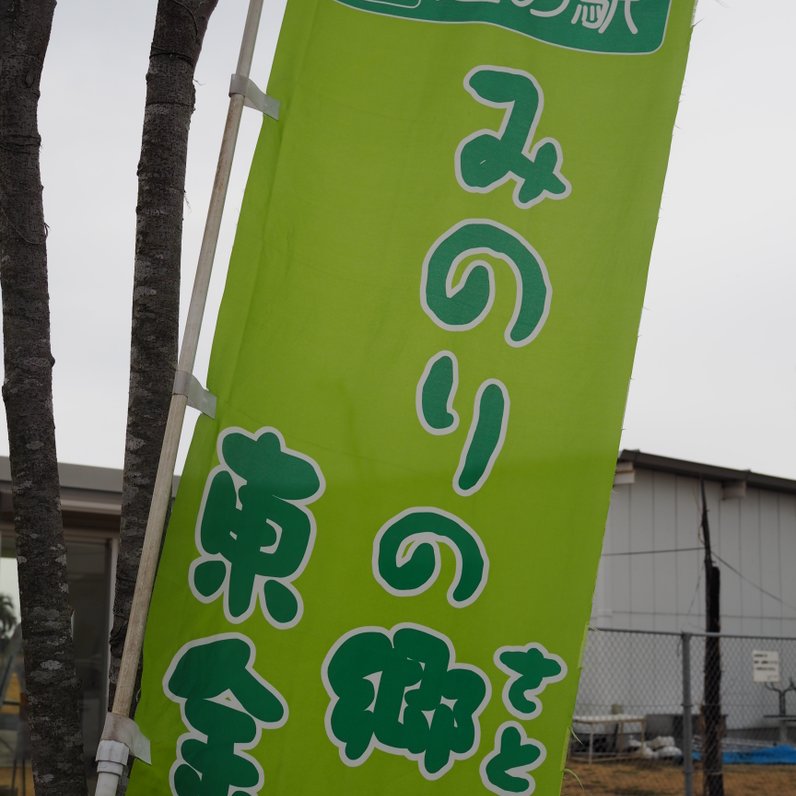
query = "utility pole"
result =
(701, 479, 724, 796)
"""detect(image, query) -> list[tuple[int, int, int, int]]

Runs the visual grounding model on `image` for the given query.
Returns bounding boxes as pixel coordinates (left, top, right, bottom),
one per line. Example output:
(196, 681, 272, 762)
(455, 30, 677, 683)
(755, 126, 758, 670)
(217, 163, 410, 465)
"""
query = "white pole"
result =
(95, 1, 266, 792)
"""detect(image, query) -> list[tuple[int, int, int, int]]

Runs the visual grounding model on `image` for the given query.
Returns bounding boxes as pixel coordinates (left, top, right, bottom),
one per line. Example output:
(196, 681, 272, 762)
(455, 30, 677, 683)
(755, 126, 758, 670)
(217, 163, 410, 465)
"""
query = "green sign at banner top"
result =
(335, 0, 672, 54)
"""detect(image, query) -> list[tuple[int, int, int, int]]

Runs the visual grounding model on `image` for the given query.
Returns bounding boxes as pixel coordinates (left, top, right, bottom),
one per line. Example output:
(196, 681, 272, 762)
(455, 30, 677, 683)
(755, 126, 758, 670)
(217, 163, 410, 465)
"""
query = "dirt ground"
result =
(561, 759, 796, 795)
(1, 761, 794, 796)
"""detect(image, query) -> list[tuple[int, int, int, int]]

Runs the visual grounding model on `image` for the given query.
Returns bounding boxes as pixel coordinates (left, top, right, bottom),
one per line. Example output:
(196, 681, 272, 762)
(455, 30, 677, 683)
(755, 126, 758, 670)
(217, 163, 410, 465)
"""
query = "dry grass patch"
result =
(562, 759, 796, 795)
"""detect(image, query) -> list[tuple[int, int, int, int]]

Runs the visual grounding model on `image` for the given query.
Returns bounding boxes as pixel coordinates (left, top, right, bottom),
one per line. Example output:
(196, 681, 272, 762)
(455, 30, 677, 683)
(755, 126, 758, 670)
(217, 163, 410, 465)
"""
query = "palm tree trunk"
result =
(0, 1, 87, 793)
(108, 0, 219, 707)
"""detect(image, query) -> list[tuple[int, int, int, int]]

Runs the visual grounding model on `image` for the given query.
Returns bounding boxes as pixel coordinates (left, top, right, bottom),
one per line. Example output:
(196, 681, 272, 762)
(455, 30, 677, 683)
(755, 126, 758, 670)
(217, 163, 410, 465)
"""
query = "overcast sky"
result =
(0, 0, 794, 480)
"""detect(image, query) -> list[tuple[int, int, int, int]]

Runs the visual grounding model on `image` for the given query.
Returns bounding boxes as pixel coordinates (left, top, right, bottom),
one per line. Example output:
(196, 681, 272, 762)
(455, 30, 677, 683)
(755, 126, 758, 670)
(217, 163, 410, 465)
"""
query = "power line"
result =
(603, 546, 703, 557)
(712, 551, 796, 616)
(604, 544, 796, 617)
(686, 563, 704, 619)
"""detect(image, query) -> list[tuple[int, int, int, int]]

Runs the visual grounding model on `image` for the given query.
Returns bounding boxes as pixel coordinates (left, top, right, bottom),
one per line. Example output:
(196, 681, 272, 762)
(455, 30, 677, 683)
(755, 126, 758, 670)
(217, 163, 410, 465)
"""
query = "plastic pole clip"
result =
(94, 715, 151, 795)
(99, 713, 152, 765)
(229, 73, 280, 119)
(173, 370, 217, 418)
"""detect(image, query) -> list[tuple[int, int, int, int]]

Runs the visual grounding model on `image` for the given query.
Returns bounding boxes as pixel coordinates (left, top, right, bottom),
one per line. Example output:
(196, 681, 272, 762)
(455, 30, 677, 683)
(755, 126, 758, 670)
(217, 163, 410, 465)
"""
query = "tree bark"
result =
(109, 0, 219, 706)
(0, 2, 87, 794)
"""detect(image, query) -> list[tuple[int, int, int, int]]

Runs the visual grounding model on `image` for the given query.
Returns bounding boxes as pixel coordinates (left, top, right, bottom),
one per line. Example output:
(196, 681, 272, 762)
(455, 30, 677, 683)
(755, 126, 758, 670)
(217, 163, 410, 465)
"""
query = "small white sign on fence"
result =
(752, 649, 781, 683)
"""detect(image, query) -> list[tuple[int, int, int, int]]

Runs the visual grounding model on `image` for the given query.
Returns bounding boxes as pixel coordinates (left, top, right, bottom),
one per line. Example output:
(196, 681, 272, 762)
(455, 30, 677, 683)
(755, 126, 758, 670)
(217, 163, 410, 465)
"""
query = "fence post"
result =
(682, 632, 694, 796)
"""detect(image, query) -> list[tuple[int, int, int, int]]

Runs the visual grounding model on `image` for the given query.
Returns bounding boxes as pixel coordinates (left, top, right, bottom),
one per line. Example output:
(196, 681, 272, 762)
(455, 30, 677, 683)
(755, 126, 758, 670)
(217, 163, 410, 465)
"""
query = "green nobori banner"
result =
(128, 1, 694, 794)
(336, 0, 673, 54)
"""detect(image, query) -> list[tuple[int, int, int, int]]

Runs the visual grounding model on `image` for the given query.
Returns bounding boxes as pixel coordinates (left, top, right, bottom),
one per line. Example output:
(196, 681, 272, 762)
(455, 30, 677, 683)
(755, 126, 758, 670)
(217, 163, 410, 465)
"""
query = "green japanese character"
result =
(455, 378, 509, 496)
(323, 624, 490, 779)
(417, 350, 459, 435)
(164, 634, 287, 796)
(373, 507, 488, 607)
(495, 643, 567, 719)
(190, 427, 324, 628)
(456, 67, 570, 210)
(421, 220, 551, 348)
(417, 353, 509, 495)
(481, 722, 546, 796)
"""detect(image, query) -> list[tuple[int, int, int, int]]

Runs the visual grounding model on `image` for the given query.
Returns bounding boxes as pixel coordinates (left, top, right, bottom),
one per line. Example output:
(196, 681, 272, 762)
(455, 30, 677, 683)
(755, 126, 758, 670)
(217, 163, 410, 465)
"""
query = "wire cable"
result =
(603, 546, 703, 557)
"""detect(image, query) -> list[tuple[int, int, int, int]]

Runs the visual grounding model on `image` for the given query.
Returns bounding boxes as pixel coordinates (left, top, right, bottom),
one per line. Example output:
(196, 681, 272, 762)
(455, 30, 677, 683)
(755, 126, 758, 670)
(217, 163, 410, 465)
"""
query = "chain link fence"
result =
(563, 628, 796, 795)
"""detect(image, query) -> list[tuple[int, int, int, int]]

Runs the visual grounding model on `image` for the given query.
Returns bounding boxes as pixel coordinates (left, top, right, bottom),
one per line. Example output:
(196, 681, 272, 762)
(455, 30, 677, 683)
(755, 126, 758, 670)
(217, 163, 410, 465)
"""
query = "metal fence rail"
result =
(564, 628, 796, 796)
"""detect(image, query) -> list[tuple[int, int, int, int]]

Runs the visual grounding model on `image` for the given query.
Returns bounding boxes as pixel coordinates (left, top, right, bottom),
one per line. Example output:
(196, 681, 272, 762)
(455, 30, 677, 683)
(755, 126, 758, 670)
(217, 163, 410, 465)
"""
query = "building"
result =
(583, 450, 796, 742)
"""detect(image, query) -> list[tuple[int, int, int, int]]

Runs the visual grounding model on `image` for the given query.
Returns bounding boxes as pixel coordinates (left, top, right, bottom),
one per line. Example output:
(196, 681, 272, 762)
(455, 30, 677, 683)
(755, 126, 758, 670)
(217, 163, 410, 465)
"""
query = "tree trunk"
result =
(0, 2, 87, 794)
(109, 0, 219, 706)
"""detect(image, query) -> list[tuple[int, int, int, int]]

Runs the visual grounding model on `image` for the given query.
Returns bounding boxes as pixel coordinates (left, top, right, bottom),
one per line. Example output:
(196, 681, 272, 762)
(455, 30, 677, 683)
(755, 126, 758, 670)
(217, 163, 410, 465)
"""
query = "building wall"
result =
(594, 468, 796, 637)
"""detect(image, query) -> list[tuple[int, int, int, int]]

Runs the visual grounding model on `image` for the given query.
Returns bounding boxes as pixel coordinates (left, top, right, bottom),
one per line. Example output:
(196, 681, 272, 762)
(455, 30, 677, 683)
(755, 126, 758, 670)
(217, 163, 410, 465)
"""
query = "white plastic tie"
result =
(99, 713, 152, 765)
(229, 73, 280, 119)
(173, 370, 217, 418)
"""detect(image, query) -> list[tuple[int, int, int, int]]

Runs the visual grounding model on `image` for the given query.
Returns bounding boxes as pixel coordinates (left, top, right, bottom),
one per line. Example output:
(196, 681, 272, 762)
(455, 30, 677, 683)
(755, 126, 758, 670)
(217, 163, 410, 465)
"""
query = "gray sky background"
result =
(0, 0, 794, 479)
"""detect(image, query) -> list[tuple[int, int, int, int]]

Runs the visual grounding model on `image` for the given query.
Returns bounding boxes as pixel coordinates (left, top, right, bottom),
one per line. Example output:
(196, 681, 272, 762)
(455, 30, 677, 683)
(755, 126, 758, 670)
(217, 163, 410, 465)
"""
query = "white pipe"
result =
(94, 739, 129, 795)
(95, 1, 266, 792)
(94, 772, 121, 796)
